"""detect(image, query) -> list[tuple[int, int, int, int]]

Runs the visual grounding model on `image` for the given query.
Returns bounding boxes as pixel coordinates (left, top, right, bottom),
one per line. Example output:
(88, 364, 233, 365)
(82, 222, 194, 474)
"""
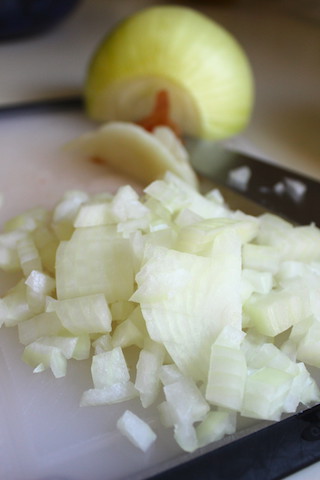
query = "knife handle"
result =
(149, 404, 320, 480)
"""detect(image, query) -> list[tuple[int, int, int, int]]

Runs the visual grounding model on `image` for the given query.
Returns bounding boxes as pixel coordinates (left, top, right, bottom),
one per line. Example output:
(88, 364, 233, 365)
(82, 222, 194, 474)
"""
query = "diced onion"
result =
(1, 172, 320, 454)
(116, 410, 157, 452)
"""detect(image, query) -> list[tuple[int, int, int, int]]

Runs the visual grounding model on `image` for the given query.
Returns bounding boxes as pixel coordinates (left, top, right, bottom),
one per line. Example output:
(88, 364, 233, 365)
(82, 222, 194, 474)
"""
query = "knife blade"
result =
(187, 138, 320, 227)
(147, 404, 320, 480)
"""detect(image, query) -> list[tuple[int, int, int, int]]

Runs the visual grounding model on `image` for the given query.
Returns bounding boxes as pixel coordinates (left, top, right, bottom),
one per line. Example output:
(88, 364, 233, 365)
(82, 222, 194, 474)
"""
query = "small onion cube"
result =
(163, 377, 209, 425)
(22, 342, 67, 378)
(17, 234, 42, 277)
(112, 318, 145, 349)
(174, 422, 198, 453)
(1, 281, 32, 326)
(116, 410, 157, 452)
(25, 270, 56, 314)
(92, 333, 113, 354)
(53, 294, 112, 335)
(91, 347, 130, 388)
(18, 311, 64, 345)
(74, 202, 116, 227)
(241, 367, 293, 421)
(196, 410, 236, 448)
(135, 342, 165, 407)
(206, 344, 247, 411)
(55, 229, 134, 302)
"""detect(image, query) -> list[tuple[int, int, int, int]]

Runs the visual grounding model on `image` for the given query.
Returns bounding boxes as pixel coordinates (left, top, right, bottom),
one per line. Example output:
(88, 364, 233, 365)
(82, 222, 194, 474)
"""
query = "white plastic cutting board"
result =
(1, 110, 320, 480)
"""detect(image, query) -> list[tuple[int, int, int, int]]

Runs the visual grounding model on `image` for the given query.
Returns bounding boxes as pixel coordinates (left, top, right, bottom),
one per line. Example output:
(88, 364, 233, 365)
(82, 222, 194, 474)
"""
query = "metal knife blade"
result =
(187, 138, 320, 227)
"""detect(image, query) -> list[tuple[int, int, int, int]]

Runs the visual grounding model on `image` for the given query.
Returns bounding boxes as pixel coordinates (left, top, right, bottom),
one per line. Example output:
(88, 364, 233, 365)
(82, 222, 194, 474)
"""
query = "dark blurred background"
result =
(0, 0, 82, 39)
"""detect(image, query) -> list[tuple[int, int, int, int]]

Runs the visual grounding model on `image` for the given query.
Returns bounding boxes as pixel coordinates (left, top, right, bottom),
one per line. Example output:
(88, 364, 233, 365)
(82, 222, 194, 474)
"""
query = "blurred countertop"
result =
(0, 2, 320, 479)
(0, 0, 319, 178)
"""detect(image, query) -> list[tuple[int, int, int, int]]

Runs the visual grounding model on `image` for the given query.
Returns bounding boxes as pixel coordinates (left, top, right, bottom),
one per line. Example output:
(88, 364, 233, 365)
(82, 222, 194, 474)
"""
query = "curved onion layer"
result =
(85, 5, 254, 140)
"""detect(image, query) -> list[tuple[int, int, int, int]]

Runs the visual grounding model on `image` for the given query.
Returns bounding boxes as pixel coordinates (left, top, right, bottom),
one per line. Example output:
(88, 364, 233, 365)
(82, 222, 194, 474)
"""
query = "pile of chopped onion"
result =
(1, 172, 320, 453)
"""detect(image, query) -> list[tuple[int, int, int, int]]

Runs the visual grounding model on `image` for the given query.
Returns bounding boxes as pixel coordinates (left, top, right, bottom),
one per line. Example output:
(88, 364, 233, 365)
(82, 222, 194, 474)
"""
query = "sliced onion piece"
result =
(173, 422, 198, 453)
(25, 270, 56, 314)
(53, 294, 112, 335)
(242, 244, 280, 274)
(22, 341, 67, 378)
(112, 185, 150, 222)
(18, 311, 64, 345)
(144, 171, 227, 218)
(74, 202, 116, 228)
(241, 367, 293, 421)
(55, 227, 134, 302)
(17, 234, 42, 277)
(91, 347, 130, 389)
(80, 382, 138, 406)
(135, 340, 166, 407)
(0, 280, 32, 327)
(116, 410, 157, 452)
(206, 344, 247, 411)
(67, 122, 198, 188)
(3, 207, 48, 233)
(176, 217, 258, 255)
(243, 287, 311, 337)
(0, 244, 20, 271)
(257, 214, 320, 262)
(196, 410, 236, 448)
(132, 228, 242, 381)
(92, 333, 113, 354)
(112, 317, 145, 349)
(162, 376, 209, 425)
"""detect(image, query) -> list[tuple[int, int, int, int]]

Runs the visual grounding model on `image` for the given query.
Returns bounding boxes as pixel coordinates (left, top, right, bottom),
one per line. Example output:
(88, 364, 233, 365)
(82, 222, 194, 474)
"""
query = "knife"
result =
(147, 404, 320, 480)
(2, 97, 320, 480)
(187, 137, 320, 227)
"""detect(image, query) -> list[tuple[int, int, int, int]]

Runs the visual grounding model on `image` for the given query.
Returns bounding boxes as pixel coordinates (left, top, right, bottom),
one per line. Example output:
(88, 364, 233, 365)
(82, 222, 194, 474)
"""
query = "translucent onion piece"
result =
(53, 294, 112, 335)
(67, 122, 198, 188)
(22, 341, 67, 378)
(244, 287, 311, 337)
(135, 340, 166, 407)
(91, 347, 130, 388)
(241, 367, 293, 421)
(17, 234, 42, 277)
(55, 227, 134, 302)
(1, 280, 32, 326)
(18, 311, 64, 345)
(116, 410, 157, 452)
(196, 410, 236, 448)
(163, 376, 209, 425)
(25, 270, 56, 314)
(206, 344, 247, 411)
(80, 382, 138, 406)
(132, 229, 242, 381)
